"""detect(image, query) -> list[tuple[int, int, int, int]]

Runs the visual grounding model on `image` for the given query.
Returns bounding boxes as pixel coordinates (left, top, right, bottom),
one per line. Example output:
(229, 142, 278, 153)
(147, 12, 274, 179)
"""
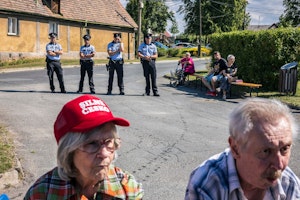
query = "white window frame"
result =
(49, 22, 59, 37)
(8, 17, 18, 35)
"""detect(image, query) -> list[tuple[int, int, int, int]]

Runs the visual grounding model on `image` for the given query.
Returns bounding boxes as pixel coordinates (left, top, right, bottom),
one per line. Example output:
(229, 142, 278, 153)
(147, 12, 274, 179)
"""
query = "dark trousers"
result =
(108, 60, 124, 93)
(46, 60, 65, 92)
(142, 60, 158, 94)
(78, 60, 95, 92)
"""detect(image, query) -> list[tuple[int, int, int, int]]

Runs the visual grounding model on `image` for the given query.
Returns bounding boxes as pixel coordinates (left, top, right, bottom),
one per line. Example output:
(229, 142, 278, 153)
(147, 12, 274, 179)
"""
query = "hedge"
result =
(208, 28, 300, 91)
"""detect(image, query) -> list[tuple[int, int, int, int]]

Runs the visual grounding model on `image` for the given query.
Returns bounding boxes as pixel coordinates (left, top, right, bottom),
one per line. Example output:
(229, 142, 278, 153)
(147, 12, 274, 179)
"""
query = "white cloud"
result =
(247, 0, 284, 25)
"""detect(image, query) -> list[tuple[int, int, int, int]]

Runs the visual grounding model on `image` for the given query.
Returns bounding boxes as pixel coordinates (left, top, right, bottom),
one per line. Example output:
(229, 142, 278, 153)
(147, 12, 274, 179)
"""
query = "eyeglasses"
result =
(79, 138, 120, 154)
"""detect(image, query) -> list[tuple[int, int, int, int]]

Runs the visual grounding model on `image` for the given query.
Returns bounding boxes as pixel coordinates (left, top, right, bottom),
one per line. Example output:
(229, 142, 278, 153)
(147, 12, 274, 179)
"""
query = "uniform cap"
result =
(113, 33, 121, 38)
(144, 33, 152, 38)
(54, 95, 130, 143)
(49, 33, 57, 38)
(83, 34, 91, 40)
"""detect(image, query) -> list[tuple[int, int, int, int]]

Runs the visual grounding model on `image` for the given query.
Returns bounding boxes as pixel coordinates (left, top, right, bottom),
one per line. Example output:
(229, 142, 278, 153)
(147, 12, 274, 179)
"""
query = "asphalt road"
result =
(0, 59, 299, 200)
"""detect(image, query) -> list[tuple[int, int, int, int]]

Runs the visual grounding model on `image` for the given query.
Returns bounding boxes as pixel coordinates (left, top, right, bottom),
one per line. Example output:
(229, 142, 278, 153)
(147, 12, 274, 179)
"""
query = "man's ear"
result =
(228, 136, 240, 159)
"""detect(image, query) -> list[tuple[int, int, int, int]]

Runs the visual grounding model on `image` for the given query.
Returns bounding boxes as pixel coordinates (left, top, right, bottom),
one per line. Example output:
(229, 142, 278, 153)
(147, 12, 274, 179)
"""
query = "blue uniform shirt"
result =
(80, 44, 95, 61)
(138, 42, 157, 57)
(107, 42, 123, 61)
(46, 43, 62, 61)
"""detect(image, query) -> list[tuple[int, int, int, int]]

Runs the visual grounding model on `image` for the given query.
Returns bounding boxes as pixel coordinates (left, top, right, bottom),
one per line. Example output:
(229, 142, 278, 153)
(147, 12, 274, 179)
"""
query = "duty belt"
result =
(110, 59, 123, 64)
(80, 59, 93, 62)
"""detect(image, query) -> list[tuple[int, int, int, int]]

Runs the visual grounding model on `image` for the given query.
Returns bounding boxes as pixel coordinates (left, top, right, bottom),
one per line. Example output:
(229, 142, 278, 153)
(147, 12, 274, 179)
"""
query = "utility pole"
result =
(138, 0, 143, 48)
(198, 0, 202, 57)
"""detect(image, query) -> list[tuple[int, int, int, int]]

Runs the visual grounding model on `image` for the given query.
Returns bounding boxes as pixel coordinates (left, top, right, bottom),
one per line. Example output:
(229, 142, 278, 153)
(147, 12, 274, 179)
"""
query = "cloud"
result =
(247, 0, 284, 25)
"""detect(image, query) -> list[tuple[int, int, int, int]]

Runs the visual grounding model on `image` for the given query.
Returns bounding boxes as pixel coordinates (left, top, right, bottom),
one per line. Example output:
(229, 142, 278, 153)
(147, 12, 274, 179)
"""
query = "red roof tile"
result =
(0, 0, 137, 28)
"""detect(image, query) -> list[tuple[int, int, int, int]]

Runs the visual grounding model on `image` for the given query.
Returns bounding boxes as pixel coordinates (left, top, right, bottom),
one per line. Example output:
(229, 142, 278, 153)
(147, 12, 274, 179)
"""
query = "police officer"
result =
(106, 33, 125, 95)
(77, 34, 95, 94)
(138, 33, 159, 96)
(46, 33, 66, 93)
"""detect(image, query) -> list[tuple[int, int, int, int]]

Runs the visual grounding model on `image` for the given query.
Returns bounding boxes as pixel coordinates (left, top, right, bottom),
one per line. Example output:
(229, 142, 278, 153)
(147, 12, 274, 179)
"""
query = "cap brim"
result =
(71, 116, 130, 133)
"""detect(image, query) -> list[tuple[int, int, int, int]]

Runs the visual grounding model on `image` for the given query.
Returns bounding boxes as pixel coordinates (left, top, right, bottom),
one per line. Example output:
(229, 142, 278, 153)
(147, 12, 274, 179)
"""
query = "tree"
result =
(179, 0, 250, 35)
(126, 0, 176, 34)
(169, 14, 180, 36)
(279, 0, 300, 27)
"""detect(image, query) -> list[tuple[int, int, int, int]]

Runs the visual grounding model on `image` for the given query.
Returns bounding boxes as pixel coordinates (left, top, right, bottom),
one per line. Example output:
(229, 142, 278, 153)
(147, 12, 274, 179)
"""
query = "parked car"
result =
(172, 42, 195, 48)
(153, 41, 169, 49)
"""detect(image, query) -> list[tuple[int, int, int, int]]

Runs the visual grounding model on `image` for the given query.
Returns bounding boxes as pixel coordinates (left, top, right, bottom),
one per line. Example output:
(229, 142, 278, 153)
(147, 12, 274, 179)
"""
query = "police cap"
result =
(49, 32, 57, 38)
(144, 33, 152, 38)
(113, 33, 121, 38)
(83, 34, 91, 40)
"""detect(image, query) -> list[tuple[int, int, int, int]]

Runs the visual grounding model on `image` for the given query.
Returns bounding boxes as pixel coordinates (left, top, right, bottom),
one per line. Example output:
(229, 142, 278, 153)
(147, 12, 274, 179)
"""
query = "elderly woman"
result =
(24, 95, 144, 200)
(178, 52, 195, 79)
(218, 54, 237, 100)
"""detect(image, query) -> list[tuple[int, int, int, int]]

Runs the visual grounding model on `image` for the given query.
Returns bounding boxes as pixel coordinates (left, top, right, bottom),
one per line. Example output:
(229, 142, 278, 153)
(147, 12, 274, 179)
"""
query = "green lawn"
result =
(0, 125, 15, 174)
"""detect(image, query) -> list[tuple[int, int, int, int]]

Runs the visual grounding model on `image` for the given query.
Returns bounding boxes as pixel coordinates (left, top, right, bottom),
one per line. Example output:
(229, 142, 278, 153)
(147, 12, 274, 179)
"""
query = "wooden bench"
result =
(230, 82, 262, 97)
(186, 74, 204, 89)
(186, 74, 263, 97)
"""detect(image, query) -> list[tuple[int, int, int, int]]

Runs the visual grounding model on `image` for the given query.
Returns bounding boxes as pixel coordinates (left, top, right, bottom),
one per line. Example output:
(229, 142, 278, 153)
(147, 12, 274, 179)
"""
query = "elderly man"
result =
(24, 95, 144, 199)
(185, 98, 300, 200)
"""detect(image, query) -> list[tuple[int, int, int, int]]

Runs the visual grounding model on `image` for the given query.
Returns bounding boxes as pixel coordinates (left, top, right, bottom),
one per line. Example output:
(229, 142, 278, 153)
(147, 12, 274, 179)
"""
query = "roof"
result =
(0, 0, 137, 29)
(246, 23, 280, 31)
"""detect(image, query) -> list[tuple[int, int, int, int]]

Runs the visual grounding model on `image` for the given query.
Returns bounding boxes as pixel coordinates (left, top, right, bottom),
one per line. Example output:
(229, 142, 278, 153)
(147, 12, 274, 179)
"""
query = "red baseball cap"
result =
(54, 95, 130, 143)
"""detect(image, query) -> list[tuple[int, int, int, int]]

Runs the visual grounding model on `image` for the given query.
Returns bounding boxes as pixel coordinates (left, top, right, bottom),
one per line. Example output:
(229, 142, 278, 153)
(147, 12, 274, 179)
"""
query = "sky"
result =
(120, 0, 285, 33)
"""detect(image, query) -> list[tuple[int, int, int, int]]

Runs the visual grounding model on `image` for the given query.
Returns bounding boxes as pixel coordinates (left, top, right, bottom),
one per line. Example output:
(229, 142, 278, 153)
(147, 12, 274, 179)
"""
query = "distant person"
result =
(138, 33, 159, 96)
(201, 51, 227, 96)
(24, 95, 144, 199)
(107, 33, 125, 95)
(178, 52, 195, 82)
(185, 98, 300, 200)
(45, 33, 66, 93)
(77, 34, 96, 94)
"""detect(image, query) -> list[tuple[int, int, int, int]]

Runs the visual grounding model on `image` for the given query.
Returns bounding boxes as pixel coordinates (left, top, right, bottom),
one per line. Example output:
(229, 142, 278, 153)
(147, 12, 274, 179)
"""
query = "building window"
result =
(49, 22, 58, 36)
(8, 17, 19, 35)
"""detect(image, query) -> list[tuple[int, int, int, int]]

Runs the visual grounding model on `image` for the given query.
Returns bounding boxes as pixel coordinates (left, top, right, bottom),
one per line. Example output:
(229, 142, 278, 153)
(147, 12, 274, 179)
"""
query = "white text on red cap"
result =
(79, 99, 110, 115)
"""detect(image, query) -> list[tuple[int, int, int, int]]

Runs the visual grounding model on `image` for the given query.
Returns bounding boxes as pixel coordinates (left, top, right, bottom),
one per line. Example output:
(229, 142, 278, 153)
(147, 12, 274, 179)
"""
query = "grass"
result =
(0, 125, 15, 174)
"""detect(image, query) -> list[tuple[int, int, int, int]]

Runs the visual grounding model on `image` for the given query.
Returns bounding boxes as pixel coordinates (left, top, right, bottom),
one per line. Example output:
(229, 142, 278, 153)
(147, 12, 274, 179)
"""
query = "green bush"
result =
(157, 48, 168, 57)
(167, 48, 182, 57)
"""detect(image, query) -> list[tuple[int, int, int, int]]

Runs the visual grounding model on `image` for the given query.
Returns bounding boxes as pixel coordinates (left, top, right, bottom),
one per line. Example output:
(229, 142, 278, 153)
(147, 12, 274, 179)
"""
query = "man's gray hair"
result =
(229, 98, 298, 145)
(56, 123, 118, 181)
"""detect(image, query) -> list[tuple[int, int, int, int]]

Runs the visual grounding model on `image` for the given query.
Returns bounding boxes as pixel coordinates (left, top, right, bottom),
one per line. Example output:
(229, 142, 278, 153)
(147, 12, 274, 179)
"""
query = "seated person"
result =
(218, 54, 238, 100)
(202, 51, 227, 96)
(185, 98, 300, 200)
(24, 95, 144, 200)
(178, 52, 195, 80)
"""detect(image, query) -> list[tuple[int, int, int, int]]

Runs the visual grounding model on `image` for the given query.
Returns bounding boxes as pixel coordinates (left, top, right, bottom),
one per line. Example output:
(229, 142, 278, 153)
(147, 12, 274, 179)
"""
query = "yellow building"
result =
(0, 0, 138, 60)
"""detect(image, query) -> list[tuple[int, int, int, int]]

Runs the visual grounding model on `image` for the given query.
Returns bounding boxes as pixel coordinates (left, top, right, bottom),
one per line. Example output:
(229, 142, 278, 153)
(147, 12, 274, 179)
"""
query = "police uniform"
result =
(138, 34, 159, 96)
(77, 34, 95, 94)
(107, 33, 124, 95)
(45, 33, 66, 93)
